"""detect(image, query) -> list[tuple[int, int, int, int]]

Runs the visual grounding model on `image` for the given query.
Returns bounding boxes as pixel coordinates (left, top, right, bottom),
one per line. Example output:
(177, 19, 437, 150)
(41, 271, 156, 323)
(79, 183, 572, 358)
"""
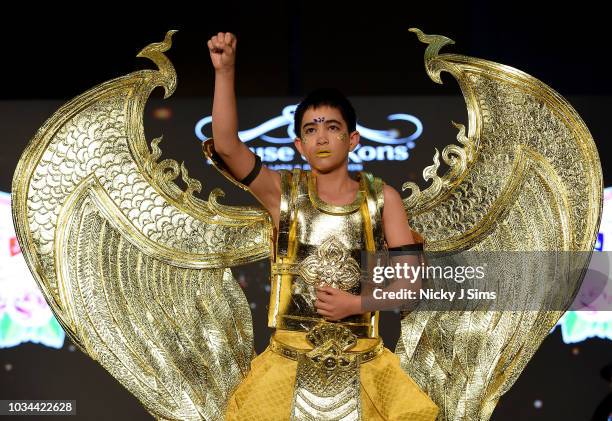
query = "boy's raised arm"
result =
(207, 32, 281, 227)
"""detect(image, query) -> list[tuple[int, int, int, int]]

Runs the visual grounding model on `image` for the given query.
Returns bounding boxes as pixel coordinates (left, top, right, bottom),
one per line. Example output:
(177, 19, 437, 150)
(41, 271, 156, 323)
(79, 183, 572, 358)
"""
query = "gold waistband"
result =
(269, 330, 384, 363)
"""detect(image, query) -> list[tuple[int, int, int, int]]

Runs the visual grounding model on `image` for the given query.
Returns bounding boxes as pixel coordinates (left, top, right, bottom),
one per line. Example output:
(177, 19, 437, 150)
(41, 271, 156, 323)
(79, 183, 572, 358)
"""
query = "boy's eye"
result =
(305, 127, 315, 134)
(329, 125, 339, 131)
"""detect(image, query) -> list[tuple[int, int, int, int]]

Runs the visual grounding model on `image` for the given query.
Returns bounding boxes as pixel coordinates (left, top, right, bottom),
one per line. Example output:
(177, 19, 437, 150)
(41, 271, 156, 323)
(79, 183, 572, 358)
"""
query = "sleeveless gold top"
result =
(270, 169, 386, 338)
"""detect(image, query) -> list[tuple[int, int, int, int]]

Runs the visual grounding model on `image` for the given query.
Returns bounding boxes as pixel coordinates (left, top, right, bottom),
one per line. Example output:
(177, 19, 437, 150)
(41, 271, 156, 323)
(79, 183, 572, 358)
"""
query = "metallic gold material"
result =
(269, 325, 384, 363)
(394, 29, 603, 420)
(290, 324, 363, 420)
(298, 237, 362, 289)
(267, 166, 388, 419)
(263, 166, 397, 419)
(11, 31, 272, 420)
(268, 168, 385, 338)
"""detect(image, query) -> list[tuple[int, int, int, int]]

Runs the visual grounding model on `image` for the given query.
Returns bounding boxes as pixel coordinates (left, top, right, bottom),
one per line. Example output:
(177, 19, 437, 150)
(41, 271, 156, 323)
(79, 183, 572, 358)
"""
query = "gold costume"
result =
(219, 168, 439, 420)
(11, 29, 602, 421)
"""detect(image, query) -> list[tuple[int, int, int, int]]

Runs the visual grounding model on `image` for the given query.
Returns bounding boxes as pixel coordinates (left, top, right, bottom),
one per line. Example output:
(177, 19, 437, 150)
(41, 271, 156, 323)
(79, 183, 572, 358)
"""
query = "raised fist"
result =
(207, 32, 237, 72)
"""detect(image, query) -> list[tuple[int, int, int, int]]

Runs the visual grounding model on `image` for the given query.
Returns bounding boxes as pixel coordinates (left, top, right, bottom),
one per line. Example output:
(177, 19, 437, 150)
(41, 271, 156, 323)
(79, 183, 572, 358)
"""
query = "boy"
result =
(205, 32, 438, 420)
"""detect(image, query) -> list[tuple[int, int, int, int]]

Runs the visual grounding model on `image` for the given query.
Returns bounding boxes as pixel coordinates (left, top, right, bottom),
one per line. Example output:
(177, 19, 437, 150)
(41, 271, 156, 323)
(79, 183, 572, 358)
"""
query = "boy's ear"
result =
(294, 137, 303, 155)
(349, 130, 360, 151)
(294, 138, 308, 161)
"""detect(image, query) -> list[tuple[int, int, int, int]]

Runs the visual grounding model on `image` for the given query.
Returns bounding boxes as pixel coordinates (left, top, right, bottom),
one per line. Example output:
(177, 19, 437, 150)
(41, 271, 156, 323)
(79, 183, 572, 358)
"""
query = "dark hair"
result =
(293, 88, 357, 136)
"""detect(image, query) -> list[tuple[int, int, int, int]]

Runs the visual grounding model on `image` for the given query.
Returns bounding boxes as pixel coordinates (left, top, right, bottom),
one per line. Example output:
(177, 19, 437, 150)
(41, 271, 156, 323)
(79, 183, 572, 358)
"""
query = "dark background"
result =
(1, 2, 611, 420)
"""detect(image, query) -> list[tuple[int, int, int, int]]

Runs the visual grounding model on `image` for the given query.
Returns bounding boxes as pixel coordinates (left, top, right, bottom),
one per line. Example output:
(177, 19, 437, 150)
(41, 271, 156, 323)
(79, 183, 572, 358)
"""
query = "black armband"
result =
(388, 243, 423, 252)
(238, 153, 262, 186)
(388, 242, 427, 266)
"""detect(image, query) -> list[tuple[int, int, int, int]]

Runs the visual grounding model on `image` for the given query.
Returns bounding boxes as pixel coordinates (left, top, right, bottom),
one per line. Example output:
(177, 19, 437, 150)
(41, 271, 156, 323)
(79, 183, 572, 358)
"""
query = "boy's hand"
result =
(315, 285, 361, 321)
(207, 32, 237, 73)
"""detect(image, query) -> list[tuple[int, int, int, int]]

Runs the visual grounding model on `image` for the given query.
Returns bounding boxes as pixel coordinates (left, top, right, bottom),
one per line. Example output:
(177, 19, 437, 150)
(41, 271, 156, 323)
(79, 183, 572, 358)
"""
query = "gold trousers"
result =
(225, 331, 439, 420)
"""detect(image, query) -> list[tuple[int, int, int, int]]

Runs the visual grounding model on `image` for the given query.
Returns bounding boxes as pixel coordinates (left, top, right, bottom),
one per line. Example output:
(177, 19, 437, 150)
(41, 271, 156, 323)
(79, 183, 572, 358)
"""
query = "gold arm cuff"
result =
(202, 137, 253, 192)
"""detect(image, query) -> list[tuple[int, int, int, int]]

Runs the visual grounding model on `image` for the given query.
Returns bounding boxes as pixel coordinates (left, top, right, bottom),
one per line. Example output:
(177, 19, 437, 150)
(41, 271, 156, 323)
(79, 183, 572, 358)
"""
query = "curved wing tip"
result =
(162, 30, 179, 47)
(135, 29, 179, 58)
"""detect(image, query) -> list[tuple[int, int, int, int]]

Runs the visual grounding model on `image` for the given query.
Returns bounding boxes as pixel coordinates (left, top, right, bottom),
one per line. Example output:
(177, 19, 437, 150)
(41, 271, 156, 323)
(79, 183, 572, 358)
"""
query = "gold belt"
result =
(269, 328, 384, 364)
(276, 324, 379, 420)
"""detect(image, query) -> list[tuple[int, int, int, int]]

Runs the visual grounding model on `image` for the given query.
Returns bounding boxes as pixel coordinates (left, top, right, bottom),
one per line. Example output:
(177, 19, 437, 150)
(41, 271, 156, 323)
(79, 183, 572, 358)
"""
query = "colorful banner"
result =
(0, 191, 64, 349)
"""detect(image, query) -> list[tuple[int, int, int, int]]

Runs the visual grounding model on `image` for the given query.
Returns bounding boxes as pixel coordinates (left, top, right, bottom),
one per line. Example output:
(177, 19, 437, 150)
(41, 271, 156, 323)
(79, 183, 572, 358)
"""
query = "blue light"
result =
(195, 105, 423, 146)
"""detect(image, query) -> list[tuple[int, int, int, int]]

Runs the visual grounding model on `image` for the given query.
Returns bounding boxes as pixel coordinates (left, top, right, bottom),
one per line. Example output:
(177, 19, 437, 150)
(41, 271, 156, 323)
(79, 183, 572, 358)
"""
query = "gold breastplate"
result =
(269, 169, 386, 338)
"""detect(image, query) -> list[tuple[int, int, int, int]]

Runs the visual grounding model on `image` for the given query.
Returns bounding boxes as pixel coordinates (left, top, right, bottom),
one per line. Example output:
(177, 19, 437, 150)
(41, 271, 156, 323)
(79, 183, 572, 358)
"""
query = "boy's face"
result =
(294, 105, 360, 173)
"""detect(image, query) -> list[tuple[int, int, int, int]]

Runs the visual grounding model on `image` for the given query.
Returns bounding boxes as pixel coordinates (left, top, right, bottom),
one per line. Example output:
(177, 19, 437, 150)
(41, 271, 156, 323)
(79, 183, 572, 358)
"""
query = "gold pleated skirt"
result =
(225, 331, 439, 421)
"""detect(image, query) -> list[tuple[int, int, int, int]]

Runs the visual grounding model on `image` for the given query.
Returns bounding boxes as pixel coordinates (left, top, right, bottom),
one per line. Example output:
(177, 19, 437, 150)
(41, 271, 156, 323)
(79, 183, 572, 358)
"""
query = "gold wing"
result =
(11, 30, 273, 420)
(396, 29, 603, 420)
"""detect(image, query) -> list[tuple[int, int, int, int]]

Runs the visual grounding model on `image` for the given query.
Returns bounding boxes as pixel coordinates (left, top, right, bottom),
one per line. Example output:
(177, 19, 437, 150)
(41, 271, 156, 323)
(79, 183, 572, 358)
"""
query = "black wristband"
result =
(239, 153, 262, 186)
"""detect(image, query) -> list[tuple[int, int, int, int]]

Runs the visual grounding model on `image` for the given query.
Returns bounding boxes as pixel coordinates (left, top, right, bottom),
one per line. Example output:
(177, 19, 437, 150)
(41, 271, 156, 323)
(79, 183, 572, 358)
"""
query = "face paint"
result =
(337, 133, 348, 142)
(301, 117, 326, 142)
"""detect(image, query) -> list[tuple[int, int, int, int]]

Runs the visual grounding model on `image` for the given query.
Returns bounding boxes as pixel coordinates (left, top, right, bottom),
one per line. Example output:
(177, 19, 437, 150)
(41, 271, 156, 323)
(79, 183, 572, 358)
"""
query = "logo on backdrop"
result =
(195, 104, 423, 170)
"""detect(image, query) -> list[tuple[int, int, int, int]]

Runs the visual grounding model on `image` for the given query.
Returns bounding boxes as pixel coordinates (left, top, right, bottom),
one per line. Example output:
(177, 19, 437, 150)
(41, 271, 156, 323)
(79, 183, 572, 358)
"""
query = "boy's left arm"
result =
(315, 185, 418, 320)
(380, 184, 416, 248)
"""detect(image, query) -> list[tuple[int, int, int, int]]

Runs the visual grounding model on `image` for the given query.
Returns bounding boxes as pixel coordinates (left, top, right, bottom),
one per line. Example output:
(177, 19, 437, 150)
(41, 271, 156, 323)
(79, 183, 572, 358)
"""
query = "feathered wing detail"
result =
(395, 29, 603, 420)
(12, 31, 272, 420)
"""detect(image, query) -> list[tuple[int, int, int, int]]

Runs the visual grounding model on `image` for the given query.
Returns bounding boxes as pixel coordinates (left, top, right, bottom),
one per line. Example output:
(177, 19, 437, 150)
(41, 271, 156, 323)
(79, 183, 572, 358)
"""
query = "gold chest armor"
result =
(269, 168, 386, 338)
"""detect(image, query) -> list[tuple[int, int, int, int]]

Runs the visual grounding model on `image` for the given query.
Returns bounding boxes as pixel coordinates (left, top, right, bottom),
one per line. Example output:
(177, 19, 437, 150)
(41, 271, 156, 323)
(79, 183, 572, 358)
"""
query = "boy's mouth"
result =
(316, 150, 331, 157)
